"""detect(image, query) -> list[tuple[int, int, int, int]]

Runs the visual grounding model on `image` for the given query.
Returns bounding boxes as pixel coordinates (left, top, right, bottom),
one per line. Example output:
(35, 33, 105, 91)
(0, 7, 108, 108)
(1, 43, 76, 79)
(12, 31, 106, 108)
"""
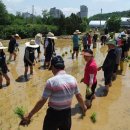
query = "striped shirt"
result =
(42, 70, 80, 110)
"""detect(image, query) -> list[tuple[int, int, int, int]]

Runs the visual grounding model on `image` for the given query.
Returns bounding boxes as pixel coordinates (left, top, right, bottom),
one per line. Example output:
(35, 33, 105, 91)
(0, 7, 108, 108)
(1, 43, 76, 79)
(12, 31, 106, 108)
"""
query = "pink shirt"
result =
(83, 58, 97, 85)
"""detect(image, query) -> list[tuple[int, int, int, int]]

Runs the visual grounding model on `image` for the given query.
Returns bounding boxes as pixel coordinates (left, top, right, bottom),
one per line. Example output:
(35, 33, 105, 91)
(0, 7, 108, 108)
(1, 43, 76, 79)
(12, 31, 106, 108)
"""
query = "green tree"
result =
(106, 16, 121, 32)
(0, 0, 8, 25)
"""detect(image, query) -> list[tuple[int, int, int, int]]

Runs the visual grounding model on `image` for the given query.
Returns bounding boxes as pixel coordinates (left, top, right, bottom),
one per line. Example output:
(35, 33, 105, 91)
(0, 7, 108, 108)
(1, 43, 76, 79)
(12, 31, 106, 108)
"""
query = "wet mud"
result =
(0, 39, 130, 130)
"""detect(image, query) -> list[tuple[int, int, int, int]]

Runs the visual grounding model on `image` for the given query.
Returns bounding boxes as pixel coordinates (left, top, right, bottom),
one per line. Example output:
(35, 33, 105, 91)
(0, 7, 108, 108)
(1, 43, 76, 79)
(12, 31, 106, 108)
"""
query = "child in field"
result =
(0, 42, 10, 88)
(24, 40, 39, 79)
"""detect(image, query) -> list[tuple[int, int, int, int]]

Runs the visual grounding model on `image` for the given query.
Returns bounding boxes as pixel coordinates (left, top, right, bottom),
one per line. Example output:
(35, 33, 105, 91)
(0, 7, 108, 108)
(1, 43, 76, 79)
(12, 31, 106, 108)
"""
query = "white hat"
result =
(0, 42, 8, 49)
(35, 33, 42, 38)
(25, 40, 39, 48)
(73, 30, 81, 34)
(14, 34, 20, 37)
(47, 32, 57, 39)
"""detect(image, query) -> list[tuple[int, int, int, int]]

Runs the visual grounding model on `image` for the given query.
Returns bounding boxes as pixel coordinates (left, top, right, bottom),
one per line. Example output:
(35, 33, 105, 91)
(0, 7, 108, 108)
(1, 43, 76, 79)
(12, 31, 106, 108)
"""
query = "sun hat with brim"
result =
(35, 33, 42, 38)
(73, 30, 81, 34)
(0, 42, 8, 49)
(81, 49, 93, 57)
(47, 32, 57, 39)
(51, 55, 65, 69)
(106, 40, 117, 46)
(25, 40, 39, 48)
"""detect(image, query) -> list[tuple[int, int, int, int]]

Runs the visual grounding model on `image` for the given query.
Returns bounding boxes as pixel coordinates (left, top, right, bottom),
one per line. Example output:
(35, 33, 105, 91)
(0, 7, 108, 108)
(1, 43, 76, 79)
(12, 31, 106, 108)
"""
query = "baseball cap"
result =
(51, 55, 65, 69)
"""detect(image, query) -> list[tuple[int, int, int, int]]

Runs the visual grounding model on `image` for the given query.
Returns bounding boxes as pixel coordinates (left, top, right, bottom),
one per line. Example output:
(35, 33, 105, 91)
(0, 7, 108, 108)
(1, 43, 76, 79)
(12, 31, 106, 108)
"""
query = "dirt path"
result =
(0, 39, 130, 130)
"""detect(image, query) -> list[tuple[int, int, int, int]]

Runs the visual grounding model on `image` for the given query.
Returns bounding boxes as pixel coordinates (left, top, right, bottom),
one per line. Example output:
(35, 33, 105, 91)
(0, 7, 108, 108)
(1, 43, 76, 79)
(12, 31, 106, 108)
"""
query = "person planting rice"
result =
(72, 30, 81, 59)
(98, 40, 116, 95)
(20, 55, 87, 130)
(43, 32, 56, 69)
(24, 40, 39, 79)
(81, 49, 98, 108)
(0, 42, 10, 88)
(35, 33, 43, 62)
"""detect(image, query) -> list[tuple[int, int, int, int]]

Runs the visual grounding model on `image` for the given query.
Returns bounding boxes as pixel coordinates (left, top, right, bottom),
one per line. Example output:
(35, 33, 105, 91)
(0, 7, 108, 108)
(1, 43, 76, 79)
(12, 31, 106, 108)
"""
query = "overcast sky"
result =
(2, 0, 130, 17)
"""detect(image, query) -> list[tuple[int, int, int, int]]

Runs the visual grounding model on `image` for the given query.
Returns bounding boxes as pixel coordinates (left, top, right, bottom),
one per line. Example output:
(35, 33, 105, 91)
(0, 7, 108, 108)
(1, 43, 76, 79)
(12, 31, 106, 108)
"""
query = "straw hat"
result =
(47, 32, 57, 39)
(25, 40, 39, 48)
(73, 30, 81, 34)
(0, 42, 8, 49)
(35, 33, 42, 38)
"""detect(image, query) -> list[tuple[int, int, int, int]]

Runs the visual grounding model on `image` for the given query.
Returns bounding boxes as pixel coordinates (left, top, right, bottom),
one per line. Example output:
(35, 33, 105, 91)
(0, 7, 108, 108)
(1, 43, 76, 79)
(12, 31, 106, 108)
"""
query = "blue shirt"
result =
(72, 34, 79, 47)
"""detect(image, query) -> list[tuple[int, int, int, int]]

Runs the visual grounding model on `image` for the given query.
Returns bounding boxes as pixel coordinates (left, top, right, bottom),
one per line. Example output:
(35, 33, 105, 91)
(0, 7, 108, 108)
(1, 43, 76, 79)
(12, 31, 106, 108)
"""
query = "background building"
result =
(50, 7, 64, 18)
(80, 5, 88, 18)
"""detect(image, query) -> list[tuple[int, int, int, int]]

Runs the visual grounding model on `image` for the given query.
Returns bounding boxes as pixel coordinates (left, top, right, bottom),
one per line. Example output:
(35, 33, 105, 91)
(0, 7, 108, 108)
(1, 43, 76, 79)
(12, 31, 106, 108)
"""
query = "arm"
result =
(27, 97, 47, 119)
(20, 97, 47, 126)
(76, 93, 87, 114)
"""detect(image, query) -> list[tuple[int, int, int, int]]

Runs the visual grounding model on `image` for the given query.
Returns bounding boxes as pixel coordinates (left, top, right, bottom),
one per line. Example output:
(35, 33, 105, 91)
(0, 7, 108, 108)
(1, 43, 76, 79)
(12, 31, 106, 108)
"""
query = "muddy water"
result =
(0, 39, 130, 130)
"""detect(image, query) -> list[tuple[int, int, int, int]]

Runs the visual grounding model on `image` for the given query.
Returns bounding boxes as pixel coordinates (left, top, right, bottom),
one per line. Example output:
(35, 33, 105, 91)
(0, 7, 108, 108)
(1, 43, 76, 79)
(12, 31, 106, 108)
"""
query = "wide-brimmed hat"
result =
(73, 30, 81, 34)
(25, 40, 39, 48)
(106, 40, 117, 46)
(35, 33, 42, 38)
(47, 32, 57, 39)
(81, 49, 93, 57)
(0, 42, 8, 49)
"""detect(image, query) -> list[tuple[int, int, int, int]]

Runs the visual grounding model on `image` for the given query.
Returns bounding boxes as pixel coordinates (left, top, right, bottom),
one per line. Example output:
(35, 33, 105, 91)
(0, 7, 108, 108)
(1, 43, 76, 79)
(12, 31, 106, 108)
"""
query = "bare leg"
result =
(13, 52, 17, 61)
(76, 51, 79, 59)
(72, 51, 75, 59)
(30, 66, 33, 75)
(8, 53, 13, 61)
(3, 74, 10, 86)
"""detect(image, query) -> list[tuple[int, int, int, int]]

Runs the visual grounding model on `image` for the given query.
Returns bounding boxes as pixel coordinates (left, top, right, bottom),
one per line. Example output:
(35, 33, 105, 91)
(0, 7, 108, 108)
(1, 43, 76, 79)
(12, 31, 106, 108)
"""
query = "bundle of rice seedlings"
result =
(90, 112, 97, 123)
(70, 49, 72, 53)
(65, 51, 68, 55)
(62, 53, 65, 57)
(14, 106, 25, 119)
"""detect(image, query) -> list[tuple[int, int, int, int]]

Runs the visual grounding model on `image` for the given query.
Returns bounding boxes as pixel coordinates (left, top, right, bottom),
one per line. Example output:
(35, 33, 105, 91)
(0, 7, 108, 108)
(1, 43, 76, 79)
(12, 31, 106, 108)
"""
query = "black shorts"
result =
(104, 70, 113, 85)
(73, 47, 79, 51)
(43, 107, 71, 130)
(24, 59, 34, 67)
(37, 46, 41, 53)
(86, 82, 97, 100)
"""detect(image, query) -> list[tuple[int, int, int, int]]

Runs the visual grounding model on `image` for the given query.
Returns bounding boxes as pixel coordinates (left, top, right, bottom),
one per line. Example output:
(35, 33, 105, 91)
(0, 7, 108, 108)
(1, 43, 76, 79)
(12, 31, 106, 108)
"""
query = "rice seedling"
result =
(128, 56, 130, 60)
(90, 112, 97, 123)
(65, 51, 68, 55)
(70, 49, 72, 53)
(14, 106, 25, 119)
(62, 53, 65, 57)
(86, 86, 92, 96)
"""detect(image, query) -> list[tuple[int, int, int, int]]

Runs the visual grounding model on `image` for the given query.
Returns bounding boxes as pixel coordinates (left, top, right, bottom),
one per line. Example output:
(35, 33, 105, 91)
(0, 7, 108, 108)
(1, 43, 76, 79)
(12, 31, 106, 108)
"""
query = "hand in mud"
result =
(19, 117, 31, 126)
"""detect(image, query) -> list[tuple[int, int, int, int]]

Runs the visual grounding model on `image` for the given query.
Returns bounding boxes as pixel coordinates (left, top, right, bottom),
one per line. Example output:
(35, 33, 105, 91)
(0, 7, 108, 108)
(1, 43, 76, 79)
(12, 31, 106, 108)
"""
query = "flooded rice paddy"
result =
(0, 39, 130, 130)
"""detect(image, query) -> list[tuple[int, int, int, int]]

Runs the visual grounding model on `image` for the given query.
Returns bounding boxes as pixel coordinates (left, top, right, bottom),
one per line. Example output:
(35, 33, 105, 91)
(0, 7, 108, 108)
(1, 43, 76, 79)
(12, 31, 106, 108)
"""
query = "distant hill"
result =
(89, 10, 130, 20)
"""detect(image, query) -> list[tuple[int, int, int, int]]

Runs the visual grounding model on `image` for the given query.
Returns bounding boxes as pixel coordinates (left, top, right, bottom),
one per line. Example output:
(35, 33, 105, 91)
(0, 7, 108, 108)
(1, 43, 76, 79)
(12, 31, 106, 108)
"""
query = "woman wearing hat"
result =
(24, 40, 39, 79)
(43, 32, 57, 69)
(0, 42, 10, 88)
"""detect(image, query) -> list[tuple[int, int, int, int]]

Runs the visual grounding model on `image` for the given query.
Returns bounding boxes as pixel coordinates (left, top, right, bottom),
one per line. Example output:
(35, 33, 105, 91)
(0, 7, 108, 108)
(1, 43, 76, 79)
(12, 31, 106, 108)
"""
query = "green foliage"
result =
(14, 106, 25, 119)
(106, 16, 121, 32)
(90, 112, 97, 123)
(89, 10, 130, 21)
